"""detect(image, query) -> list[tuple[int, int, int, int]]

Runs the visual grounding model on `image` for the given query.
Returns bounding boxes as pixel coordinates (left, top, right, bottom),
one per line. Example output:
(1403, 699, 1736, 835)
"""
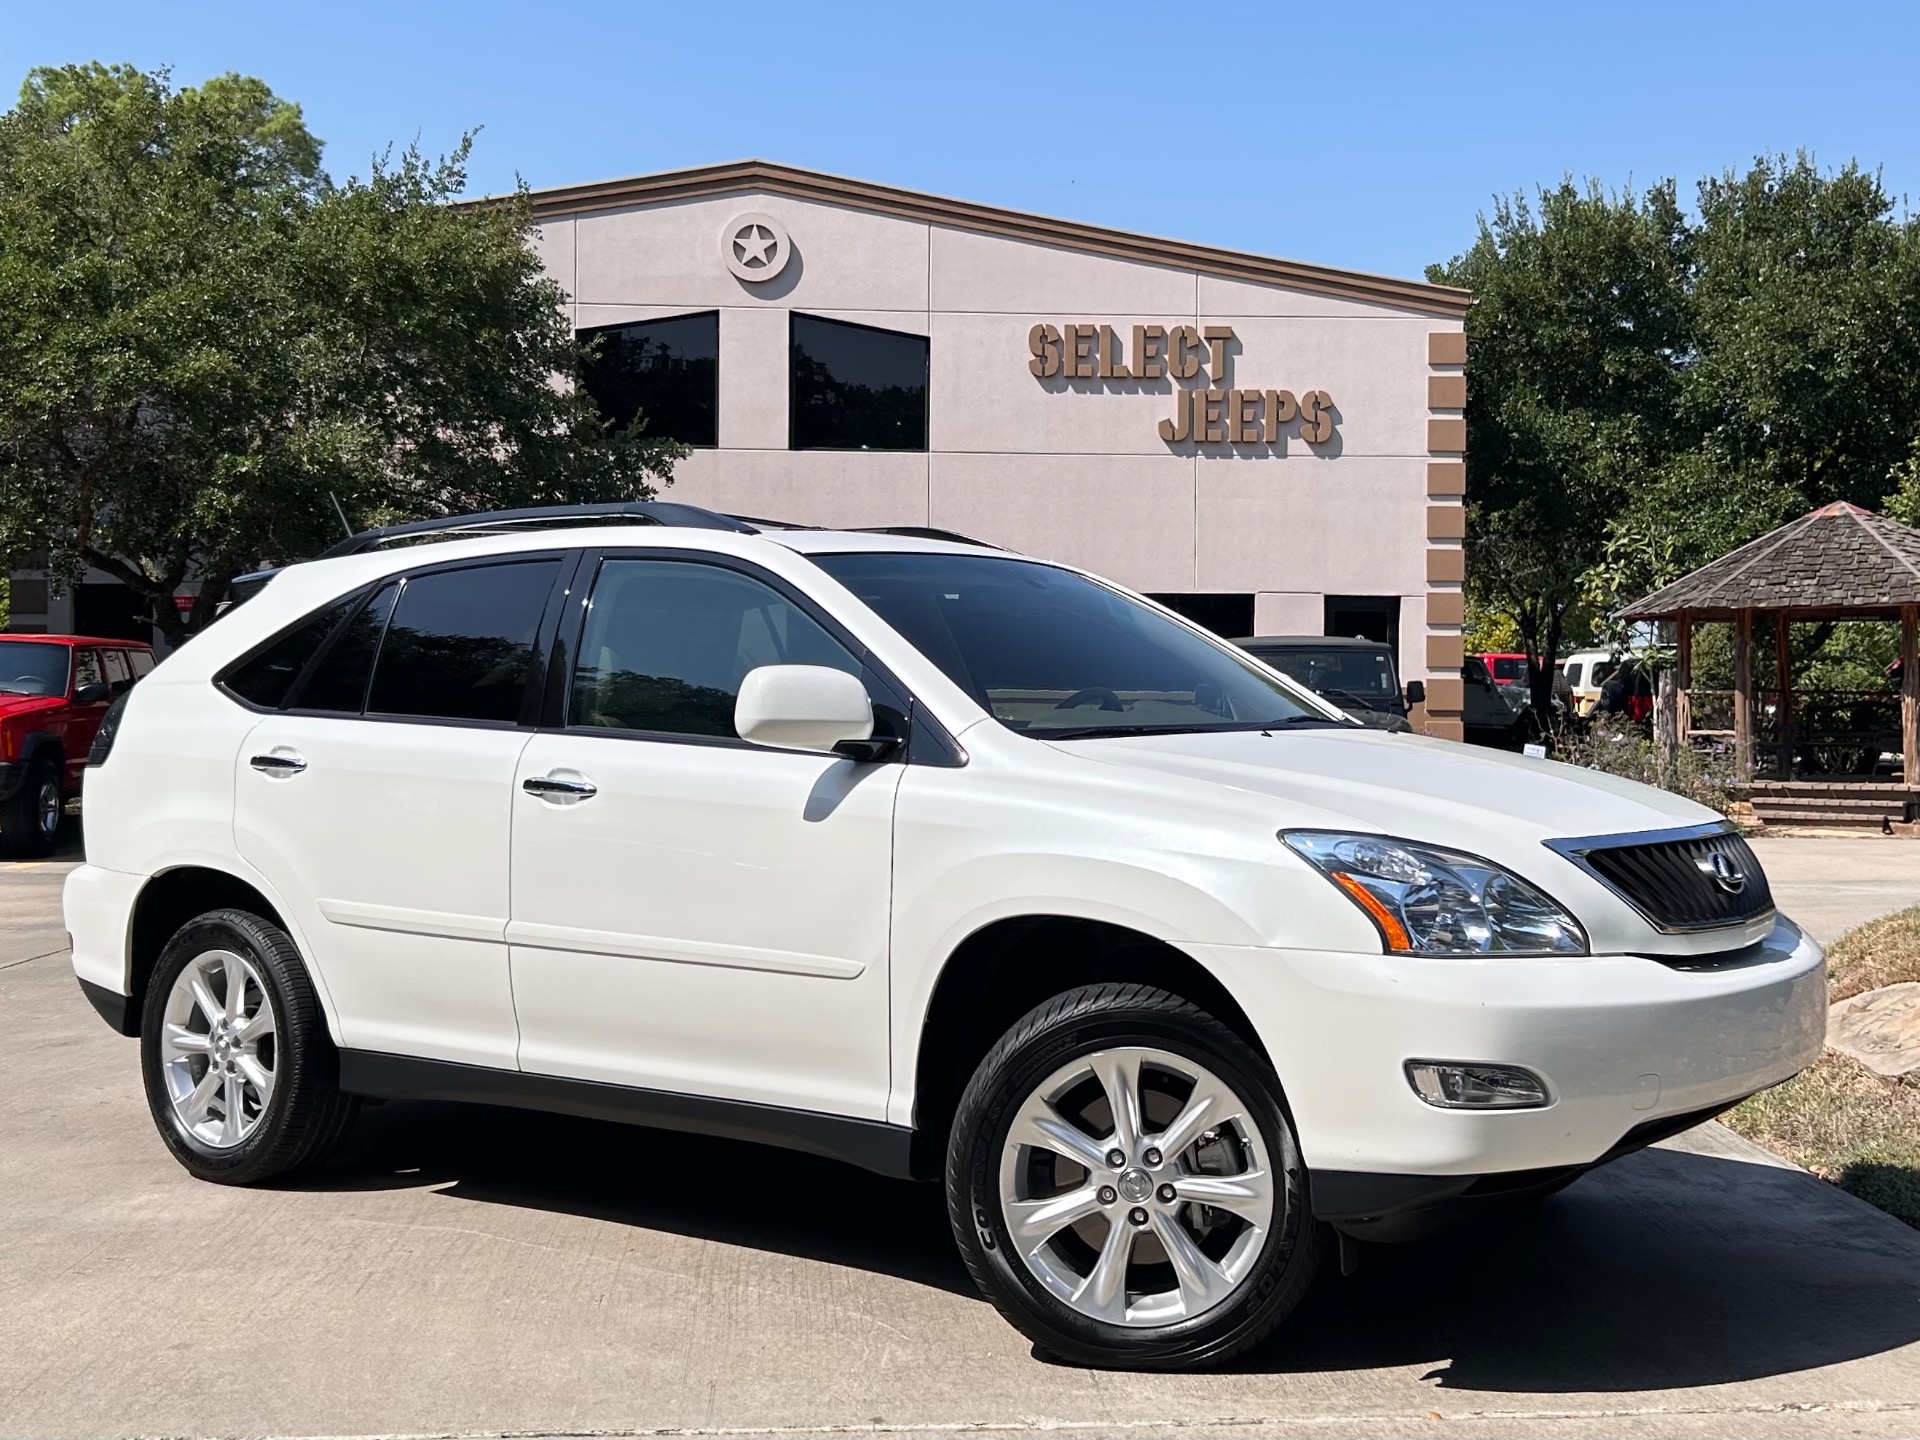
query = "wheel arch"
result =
(18, 729, 64, 772)
(124, 866, 290, 1037)
(906, 914, 1269, 1180)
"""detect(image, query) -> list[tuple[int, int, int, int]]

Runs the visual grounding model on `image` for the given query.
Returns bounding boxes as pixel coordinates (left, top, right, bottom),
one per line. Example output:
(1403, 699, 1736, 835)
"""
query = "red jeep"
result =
(0, 635, 155, 858)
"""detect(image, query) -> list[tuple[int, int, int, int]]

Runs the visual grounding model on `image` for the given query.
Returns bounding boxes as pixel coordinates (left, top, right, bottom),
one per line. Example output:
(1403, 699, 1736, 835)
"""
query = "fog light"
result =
(1405, 1061, 1550, 1109)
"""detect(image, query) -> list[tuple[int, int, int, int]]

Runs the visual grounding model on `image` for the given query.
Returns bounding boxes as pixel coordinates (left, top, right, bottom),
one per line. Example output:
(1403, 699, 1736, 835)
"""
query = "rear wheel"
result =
(140, 908, 358, 1184)
(947, 983, 1324, 1369)
(0, 759, 61, 859)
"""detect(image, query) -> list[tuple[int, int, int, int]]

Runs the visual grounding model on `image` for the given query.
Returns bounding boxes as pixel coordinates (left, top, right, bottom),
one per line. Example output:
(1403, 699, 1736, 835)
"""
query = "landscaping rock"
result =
(1828, 981, 1920, 1077)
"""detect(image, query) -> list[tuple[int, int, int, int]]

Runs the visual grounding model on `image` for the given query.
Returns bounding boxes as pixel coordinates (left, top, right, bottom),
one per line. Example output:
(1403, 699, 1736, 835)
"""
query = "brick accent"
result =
(1427, 373, 1467, 409)
(1426, 505, 1467, 541)
(1427, 461, 1466, 498)
(1426, 547, 1466, 583)
(1426, 716, 1465, 742)
(1426, 633, 1465, 670)
(1427, 331, 1467, 365)
(1427, 417, 1466, 454)
(1426, 590, 1465, 626)
(1423, 676, 1465, 713)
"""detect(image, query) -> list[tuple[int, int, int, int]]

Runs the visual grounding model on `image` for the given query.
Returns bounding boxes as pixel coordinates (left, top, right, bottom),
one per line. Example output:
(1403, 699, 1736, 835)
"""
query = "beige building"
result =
(526, 162, 1472, 735)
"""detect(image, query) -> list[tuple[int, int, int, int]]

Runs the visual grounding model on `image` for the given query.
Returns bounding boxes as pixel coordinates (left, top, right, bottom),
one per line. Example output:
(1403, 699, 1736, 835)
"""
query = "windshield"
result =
(0, 642, 70, 696)
(1249, 647, 1399, 708)
(811, 552, 1341, 738)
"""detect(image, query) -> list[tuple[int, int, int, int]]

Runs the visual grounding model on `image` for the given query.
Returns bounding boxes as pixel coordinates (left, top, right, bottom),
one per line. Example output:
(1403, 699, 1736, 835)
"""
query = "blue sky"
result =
(5, 1, 1917, 281)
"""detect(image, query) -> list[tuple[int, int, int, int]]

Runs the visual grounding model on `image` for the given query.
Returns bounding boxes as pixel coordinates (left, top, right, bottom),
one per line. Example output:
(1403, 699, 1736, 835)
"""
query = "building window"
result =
(1324, 595, 1401, 663)
(1146, 593, 1255, 640)
(790, 314, 928, 451)
(578, 312, 719, 448)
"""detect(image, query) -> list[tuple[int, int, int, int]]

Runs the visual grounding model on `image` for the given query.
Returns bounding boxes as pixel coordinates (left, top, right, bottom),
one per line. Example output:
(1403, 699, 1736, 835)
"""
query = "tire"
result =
(0, 759, 61, 859)
(140, 908, 358, 1184)
(946, 983, 1326, 1370)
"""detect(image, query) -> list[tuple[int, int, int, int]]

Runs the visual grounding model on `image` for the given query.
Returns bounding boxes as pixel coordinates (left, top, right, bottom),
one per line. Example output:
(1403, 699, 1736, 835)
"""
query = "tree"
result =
(0, 64, 678, 642)
(1427, 180, 1692, 722)
(1600, 156, 1920, 602)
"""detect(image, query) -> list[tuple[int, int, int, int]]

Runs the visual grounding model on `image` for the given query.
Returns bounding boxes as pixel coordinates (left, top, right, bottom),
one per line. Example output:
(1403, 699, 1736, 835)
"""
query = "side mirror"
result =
(1404, 679, 1426, 706)
(74, 681, 110, 705)
(735, 665, 875, 756)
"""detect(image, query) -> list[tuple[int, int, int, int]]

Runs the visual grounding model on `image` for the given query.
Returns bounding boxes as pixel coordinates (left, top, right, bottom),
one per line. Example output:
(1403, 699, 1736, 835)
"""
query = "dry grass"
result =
(1720, 910, 1920, 1226)
(1826, 905, 1920, 1002)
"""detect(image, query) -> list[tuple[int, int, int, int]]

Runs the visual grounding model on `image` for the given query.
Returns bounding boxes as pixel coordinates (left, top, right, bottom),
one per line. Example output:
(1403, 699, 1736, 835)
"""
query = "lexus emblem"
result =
(1697, 850, 1747, 894)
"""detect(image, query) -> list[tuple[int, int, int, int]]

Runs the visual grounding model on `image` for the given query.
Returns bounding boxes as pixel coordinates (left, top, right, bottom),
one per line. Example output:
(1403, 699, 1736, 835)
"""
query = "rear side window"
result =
(224, 596, 359, 708)
(292, 583, 397, 714)
(128, 649, 155, 678)
(1563, 662, 1583, 688)
(367, 560, 560, 723)
(101, 649, 132, 694)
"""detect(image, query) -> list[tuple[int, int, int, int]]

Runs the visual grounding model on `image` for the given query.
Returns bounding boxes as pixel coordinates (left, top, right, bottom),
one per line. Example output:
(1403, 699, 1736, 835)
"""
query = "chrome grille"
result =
(1547, 827, 1774, 933)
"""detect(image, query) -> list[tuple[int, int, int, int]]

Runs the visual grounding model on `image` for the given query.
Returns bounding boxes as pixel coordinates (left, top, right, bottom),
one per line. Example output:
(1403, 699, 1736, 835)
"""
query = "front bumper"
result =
(0, 761, 25, 802)
(1189, 915, 1825, 1234)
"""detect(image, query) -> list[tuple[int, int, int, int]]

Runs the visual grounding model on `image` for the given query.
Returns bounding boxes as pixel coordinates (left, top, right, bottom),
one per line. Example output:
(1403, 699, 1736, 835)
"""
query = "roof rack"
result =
(317, 500, 757, 558)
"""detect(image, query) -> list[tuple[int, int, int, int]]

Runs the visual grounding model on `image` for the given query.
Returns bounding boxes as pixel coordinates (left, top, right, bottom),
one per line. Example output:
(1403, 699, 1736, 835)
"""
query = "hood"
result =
(1044, 727, 1713, 857)
(0, 694, 65, 722)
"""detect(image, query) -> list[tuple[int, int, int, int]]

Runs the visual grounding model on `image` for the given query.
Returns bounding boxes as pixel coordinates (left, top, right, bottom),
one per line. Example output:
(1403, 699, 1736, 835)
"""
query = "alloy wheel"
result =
(997, 1045, 1277, 1327)
(158, 949, 278, 1148)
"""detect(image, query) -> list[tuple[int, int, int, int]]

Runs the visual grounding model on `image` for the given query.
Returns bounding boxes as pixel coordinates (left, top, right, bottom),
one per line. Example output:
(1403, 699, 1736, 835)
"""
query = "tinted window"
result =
(791, 314, 927, 451)
(367, 561, 559, 723)
(101, 649, 132, 693)
(1563, 662, 1583, 687)
(579, 313, 718, 447)
(223, 598, 357, 708)
(73, 649, 104, 695)
(813, 552, 1332, 737)
(1253, 647, 1398, 703)
(293, 584, 397, 714)
(128, 650, 155, 677)
(0, 642, 71, 697)
(571, 559, 859, 737)
(1488, 656, 1524, 682)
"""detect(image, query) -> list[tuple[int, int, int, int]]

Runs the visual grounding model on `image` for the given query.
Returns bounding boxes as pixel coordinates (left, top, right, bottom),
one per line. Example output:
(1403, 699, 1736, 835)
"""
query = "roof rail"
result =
(317, 500, 758, 558)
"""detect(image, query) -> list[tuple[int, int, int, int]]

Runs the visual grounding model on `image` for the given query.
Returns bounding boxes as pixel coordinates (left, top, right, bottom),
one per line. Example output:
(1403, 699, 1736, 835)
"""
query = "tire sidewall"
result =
(140, 912, 299, 1180)
(952, 997, 1315, 1367)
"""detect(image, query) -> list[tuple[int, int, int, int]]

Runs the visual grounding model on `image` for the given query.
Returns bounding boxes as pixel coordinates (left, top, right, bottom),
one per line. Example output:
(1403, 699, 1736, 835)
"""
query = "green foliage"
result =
(1428, 179, 1690, 711)
(1558, 717, 1743, 813)
(0, 64, 680, 640)
(1439, 155, 1920, 672)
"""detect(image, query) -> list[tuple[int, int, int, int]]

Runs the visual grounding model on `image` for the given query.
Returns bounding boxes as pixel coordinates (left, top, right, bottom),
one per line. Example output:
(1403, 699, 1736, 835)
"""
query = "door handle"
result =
(249, 752, 307, 775)
(522, 773, 597, 800)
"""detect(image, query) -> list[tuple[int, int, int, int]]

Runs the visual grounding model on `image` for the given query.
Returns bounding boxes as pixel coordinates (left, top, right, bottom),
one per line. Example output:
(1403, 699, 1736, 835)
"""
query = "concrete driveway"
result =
(3, 831, 1918, 1440)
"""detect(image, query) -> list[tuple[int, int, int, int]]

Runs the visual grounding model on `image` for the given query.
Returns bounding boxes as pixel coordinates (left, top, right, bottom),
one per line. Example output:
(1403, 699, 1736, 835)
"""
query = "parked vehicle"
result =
(1233, 636, 1412, 732)
(0, 635, 154, 857)
(1461, 655, 1537, 750)
(1560, 649, 1620, 717)
(67, 506, 1823, 1370)
(1480, 652, 1531, 687)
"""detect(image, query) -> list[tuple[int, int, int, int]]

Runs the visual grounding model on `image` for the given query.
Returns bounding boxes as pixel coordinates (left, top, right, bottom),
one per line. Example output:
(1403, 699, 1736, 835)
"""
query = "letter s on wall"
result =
(1028, 324, 1062, 378)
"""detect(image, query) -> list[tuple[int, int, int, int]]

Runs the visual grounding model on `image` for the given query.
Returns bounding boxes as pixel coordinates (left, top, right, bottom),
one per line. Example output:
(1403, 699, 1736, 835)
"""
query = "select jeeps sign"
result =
(1027, 323, 1335, 447)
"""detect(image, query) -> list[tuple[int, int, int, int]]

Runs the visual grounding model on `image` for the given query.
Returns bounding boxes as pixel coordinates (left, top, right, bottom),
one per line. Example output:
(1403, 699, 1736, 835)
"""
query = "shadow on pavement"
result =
(302, 1101, 1920, 1390)
(308, 1096, 975, 1296)
(1243, 1144, 1920, 1391)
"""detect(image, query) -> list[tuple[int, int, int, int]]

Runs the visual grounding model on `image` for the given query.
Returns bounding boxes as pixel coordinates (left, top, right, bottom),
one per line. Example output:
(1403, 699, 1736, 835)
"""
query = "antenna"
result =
(328, 492, 354, 540)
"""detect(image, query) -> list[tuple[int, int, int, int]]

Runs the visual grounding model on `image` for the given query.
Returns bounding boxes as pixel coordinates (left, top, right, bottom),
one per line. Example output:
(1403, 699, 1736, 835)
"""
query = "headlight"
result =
(1282, 830, 1587, 956)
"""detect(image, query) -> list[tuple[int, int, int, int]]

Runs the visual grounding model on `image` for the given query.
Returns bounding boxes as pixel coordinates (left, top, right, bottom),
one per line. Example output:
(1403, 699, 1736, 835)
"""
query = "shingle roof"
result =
(1618, 503, 1920, 618)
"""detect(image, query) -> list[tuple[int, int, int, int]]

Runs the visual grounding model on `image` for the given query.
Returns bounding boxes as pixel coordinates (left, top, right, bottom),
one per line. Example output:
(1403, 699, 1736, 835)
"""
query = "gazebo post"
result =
(1732, 609, 1754, 778)
(1903, 603, 1919, 793)
(1674, 612, 1693, 743)
(1774, 611, 1794, 779)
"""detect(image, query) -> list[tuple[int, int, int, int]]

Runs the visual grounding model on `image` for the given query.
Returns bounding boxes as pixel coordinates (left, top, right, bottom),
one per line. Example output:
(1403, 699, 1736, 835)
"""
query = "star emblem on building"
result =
(732, 223, 776, 267)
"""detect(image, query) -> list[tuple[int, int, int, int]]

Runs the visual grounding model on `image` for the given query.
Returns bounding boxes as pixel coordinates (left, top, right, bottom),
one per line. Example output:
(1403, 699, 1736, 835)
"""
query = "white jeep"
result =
(66, 505, 1824, 1369)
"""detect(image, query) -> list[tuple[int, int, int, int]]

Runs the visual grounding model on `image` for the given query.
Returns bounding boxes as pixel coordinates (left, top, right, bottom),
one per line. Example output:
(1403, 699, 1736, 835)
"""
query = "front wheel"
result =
(140, 908, 359, 1184)
(0, 759, 61, 858)
(946, 984, 1324, 1369)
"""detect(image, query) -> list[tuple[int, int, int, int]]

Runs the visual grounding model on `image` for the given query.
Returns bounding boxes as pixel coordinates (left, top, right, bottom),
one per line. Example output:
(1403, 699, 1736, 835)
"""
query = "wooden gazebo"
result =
(1618, 502, 1920, 827)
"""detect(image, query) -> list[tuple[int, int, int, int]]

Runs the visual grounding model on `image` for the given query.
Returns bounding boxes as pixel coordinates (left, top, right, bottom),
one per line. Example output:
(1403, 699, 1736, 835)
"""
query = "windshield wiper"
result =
(1039, 717, 1347, 741)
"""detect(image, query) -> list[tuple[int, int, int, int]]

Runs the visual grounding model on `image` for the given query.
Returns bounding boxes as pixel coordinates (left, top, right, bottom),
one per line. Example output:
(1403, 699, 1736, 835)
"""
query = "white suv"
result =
(66, 508, 1824, 1370)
